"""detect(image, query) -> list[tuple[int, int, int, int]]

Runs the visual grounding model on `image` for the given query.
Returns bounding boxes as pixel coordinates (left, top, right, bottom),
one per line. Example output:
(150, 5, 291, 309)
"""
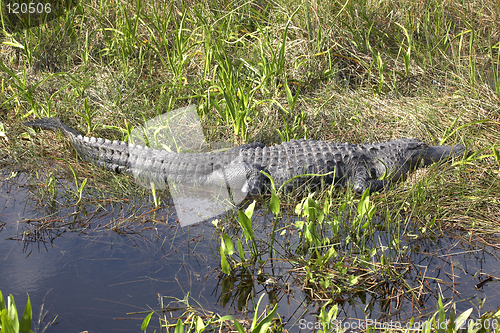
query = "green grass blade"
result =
(277, 7, 300, 76)
(252, 294, 278, 333)
(440, 119, 492, 145)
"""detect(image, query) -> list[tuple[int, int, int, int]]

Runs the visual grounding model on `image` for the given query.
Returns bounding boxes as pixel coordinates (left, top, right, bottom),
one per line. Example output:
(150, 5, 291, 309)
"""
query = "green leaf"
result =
(437, 296, 446, 333)
(140, 311, 154, 331)
(357, 189, 370, 215)
(1, 309, 15, 333)
(195, 315, 206, 333)
(324, 247, 336, 262)
(276, 7, 300, 76)
(421, 316, 433, 333)
(222, 233, 235, 256)
(327, 304, 339, 322)
(232, 319, 246, 333)
(7, 295, 19, 333)
(20, 294, 32, 333)
(455, 308, 473, 331)
(237, 239, 245, 261)
(449, 306, 456, 331)
(440, 119, 491, 145)
(319, 278, 330, 289)
(260, 171, 276, 191)
(238, 209, 254, 242)
(348, 275, 359, 286)
(220, 246, 231, 274)
(0, 59, 26, 90)
(0, 290, 5, 312)
(174, 318, 184, 333)
(2, 40, 24, 48)
(323, 196, 330, 215)
(269, 192, 280, 215)
(244, 200, 256, 219)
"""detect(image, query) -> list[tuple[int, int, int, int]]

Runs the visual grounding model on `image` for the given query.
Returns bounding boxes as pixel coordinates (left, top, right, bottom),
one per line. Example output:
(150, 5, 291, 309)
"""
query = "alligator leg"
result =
(187, 161, 264, 205)
(352, 166, 394, 195)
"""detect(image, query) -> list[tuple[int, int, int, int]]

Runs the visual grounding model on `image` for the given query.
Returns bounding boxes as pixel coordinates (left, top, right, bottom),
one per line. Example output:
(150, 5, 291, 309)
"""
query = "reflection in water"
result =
(0, 173, 57, 295)
(0, 172, 221, 332)
(1, 171, 500, 332)
(217, 269, 256, 311)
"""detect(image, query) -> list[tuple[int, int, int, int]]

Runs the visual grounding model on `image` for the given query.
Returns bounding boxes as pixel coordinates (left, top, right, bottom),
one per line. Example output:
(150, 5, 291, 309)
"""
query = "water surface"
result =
(1, 170, 499, 332)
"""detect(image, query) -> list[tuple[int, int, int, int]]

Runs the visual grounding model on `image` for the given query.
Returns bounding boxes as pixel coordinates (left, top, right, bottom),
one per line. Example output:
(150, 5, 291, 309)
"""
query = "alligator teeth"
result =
(129, 143, 135, 148)
(97, 138, 104, 144)
(105, 139, 111, 144)
(113, 140, 119, 145)
(90, 137, 96, 143)
(77, 134, 82, 139)
(83, 136, 89, 142)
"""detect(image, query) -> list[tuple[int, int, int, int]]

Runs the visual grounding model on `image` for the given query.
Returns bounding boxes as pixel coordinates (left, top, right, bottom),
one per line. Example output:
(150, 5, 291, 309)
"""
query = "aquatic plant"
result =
(0, 291, 32, 333)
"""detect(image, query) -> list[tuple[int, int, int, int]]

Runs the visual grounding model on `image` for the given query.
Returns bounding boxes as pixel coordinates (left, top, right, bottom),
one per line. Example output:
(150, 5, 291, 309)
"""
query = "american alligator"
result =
(24, 117, 466, 197)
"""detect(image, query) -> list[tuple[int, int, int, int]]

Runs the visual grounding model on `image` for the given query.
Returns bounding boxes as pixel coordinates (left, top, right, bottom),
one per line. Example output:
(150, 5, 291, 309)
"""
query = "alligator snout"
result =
(422, 144, 466, 166)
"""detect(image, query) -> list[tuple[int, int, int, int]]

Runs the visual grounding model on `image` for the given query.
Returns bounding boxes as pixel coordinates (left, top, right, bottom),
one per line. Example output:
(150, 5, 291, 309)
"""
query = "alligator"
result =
(24, 117, 466, 197)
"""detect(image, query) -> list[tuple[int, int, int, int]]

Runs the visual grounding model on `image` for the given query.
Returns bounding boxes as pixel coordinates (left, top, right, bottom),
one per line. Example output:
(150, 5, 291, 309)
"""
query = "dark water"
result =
(0, 172, 223, 332)
(1, 171, 499, 332)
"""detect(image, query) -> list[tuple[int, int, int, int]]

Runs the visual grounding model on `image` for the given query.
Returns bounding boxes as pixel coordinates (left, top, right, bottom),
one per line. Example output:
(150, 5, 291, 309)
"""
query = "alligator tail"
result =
(24, 117, 129, 172)
(24, 117, 80, 137)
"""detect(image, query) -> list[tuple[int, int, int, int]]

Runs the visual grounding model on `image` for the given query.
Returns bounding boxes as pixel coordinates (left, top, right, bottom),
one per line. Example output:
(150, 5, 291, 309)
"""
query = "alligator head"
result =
(353, 139, 466, 195)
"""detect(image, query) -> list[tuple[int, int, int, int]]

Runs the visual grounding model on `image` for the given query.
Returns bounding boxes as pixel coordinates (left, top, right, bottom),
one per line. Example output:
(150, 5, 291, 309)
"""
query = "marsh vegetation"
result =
(1, 0, 500, 331)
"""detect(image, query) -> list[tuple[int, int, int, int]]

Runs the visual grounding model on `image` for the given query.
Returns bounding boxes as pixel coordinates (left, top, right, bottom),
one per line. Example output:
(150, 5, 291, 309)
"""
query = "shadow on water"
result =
(1, 169, 500, 332)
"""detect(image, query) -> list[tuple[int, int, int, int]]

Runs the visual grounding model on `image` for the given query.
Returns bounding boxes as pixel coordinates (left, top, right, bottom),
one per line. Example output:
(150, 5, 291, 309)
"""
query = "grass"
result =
(1, 0, 500, 332)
